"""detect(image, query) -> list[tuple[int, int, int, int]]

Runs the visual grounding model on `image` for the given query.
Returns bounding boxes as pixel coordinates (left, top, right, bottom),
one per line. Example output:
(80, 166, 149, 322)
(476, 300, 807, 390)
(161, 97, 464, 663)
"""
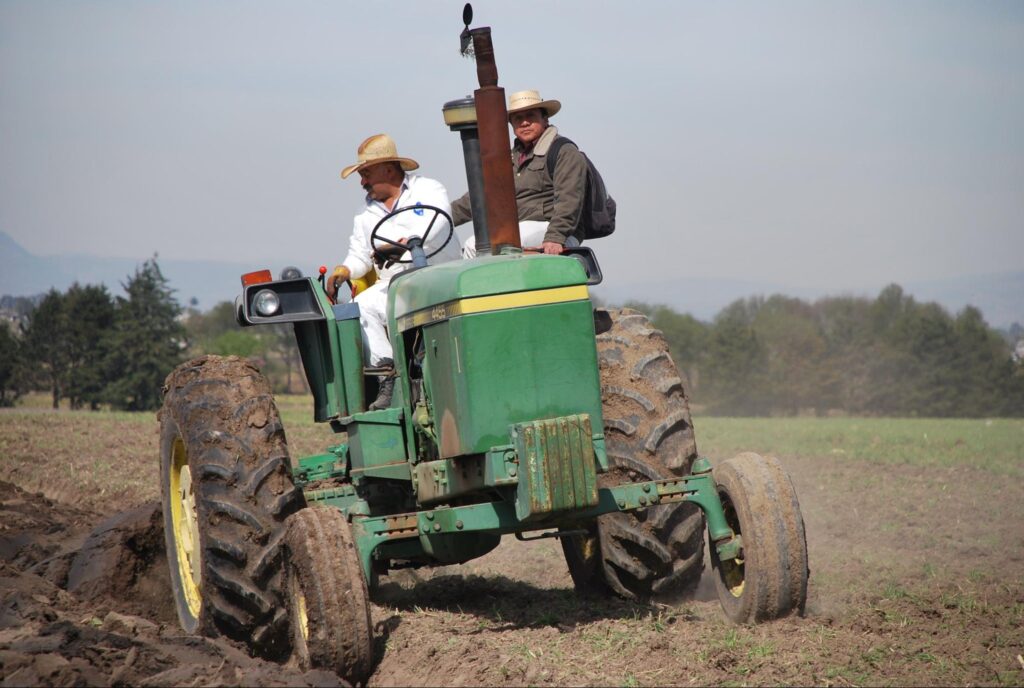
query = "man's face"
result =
(359, 163, 397, 201)
(510, 108, 548, 145)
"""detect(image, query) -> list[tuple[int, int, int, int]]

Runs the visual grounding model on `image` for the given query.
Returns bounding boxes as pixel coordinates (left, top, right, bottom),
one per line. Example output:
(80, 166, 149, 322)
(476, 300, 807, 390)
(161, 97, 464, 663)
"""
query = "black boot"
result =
(369, 376, 395, 410)
(368, 358, 395, 411)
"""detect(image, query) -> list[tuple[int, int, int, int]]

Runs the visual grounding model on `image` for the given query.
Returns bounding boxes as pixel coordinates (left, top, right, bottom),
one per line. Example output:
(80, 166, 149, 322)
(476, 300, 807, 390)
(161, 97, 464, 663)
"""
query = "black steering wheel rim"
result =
(369, 204, 455, 264)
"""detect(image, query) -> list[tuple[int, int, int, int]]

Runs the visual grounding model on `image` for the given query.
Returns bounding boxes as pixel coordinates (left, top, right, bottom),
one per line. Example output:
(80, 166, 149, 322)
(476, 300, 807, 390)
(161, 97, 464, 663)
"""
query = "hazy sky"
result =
(1, 1, 1022, 294)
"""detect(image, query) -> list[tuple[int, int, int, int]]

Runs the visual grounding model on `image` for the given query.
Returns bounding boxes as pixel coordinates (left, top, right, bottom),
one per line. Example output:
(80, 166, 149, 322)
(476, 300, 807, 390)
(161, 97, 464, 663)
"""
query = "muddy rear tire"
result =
(285, 507, 374, 685)
(711, 452, 808, 623)
(561, 308, 705, 600)
(159, 355, 305, 658)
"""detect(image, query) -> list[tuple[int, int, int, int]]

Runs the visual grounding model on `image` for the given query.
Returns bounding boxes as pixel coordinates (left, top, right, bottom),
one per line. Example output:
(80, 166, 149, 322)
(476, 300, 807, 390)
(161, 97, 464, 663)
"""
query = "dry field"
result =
(1, 399, 1022, 686)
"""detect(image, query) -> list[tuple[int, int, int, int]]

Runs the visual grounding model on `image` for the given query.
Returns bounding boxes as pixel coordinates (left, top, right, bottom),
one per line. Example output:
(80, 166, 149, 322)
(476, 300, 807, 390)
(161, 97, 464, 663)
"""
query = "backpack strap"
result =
(545, 136, 576, 178)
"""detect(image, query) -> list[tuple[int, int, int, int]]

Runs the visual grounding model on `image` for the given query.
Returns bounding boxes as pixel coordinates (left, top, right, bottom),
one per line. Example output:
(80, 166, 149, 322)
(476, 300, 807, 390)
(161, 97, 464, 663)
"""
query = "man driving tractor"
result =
(326, 133, 462, 409)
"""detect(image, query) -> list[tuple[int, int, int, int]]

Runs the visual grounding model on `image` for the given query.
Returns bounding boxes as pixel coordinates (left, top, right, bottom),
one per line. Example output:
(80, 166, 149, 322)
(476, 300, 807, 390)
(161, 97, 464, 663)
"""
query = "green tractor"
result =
(158, 11, 808, 685)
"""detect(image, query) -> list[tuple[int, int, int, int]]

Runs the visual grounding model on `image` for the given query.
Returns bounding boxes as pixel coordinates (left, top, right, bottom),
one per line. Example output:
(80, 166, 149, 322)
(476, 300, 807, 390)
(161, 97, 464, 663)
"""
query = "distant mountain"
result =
(1, 231, 255, 310)
(2, 231, 1021, 327)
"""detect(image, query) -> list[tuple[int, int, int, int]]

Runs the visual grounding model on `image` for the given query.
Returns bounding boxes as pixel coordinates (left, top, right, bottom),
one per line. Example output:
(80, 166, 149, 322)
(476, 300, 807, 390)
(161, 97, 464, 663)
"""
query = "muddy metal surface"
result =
(1, 449, 1023, 686)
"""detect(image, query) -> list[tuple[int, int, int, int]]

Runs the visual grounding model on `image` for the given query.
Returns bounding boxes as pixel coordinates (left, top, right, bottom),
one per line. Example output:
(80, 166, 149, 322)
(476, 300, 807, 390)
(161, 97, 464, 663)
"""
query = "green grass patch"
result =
(5, 399, 1021, 517)
(272, 393, 320, 426)
(882, 582, 909, 600)
(12, 392, 324, 432)
(696, 416, 1024, 475)
(14, 394, 1022, 475)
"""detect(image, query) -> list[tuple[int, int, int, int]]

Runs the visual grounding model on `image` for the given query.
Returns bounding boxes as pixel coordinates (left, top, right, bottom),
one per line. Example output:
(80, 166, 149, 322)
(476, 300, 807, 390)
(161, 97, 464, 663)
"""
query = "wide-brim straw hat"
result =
(507, 90, 561, 119)
(341, 134, 419, 179)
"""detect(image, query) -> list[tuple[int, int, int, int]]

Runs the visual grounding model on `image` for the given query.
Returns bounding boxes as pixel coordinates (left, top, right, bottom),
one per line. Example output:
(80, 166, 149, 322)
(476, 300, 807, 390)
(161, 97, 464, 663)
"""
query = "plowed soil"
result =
(1, 411, 1022, 686)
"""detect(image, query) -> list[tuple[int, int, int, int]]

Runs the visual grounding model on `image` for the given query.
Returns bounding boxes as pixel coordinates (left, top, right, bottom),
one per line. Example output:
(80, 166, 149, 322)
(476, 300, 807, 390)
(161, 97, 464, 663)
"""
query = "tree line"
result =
(2, 264, 1022, 417)
(0, 259, 185, 410)
(0, 258, 306, 410)
(183, 300, 306, 395)
(627, 284, 1024, 417)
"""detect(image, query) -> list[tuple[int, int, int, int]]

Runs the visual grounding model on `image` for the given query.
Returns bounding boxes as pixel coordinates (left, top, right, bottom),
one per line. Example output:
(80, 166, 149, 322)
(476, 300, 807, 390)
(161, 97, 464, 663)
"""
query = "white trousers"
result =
(353, 281, 391, 366)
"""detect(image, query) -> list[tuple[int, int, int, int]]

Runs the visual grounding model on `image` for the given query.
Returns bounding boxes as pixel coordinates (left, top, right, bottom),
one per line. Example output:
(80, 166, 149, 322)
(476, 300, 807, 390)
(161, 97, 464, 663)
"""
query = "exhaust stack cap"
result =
(443, 96, 478, 130)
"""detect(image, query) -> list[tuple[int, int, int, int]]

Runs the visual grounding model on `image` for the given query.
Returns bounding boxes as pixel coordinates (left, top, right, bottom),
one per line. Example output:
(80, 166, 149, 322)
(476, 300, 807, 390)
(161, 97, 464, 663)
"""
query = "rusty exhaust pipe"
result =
(466, 26, 520, 254)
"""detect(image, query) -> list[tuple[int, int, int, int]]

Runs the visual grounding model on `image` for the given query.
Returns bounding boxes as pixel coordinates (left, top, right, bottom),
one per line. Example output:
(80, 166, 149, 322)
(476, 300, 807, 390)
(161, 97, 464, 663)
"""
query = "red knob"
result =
(319, 265, 327, 275)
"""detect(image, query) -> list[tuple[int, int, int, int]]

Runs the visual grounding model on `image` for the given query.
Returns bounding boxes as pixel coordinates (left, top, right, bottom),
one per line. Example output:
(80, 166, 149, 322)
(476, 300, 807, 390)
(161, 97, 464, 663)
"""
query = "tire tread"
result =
(563, 308, 704, 601)
(159, 355, 305, 658)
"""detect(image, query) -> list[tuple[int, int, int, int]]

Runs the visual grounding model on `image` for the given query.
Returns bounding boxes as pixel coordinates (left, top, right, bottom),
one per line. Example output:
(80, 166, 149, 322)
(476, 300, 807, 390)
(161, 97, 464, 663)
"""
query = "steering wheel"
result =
(369, 204, 455, 265)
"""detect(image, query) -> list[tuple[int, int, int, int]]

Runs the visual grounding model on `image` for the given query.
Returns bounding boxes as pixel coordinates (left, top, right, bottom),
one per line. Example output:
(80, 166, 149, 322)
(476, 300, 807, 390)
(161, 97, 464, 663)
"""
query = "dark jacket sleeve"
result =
(450, 191, 472, 226)
(544, 143, 588, 245)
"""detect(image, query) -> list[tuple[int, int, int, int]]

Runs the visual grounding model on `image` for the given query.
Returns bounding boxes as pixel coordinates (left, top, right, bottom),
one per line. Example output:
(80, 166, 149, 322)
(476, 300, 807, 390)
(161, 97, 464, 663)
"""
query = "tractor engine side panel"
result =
(423, 299, 603, 458)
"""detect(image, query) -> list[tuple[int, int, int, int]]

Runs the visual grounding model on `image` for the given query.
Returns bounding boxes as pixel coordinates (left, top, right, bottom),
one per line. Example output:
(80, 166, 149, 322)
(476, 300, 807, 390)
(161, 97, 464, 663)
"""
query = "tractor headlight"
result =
(254, 289, 281, 317)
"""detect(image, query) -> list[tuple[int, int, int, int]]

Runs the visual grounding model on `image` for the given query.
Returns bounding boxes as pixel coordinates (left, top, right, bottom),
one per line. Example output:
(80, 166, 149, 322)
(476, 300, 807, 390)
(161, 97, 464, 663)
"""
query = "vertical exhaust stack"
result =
(465, 26, 521, 254)
(442, 97, 490, 254)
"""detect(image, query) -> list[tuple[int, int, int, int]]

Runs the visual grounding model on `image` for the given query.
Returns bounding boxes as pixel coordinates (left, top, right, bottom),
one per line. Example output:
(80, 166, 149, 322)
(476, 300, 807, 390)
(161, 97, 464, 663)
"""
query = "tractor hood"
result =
(390, 253, 589, 325)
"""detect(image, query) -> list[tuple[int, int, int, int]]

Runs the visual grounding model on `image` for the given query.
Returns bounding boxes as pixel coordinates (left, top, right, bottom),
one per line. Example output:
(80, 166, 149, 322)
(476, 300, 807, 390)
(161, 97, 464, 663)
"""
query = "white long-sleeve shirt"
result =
(342, 173, 462, 285)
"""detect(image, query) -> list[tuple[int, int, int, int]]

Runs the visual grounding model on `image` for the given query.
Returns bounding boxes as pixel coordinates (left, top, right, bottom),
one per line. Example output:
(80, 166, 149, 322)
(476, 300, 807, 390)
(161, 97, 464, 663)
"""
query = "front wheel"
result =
(711, 452, 809, 623)
(159, 355, 305, 657)
(285, 507, 374, 685)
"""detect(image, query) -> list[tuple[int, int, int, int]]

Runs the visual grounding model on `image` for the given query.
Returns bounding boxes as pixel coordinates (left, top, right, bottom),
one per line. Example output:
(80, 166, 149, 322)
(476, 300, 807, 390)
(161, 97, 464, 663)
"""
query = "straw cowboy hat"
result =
(507, 90, 561, 119)
(340, 134, 420, 179)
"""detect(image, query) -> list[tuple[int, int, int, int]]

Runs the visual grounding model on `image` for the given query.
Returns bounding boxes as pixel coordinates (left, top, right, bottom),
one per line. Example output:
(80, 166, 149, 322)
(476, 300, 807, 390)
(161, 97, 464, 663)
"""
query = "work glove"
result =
(325, 265, 350, 300)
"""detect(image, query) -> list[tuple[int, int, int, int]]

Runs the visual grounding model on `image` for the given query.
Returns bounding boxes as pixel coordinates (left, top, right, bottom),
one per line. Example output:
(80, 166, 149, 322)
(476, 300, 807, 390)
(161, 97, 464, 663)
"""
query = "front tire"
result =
(562, 309, 705, 600)
(711, 452, 809, 623)
(285, 507, 374, 685)
(159, 355, 305, 657)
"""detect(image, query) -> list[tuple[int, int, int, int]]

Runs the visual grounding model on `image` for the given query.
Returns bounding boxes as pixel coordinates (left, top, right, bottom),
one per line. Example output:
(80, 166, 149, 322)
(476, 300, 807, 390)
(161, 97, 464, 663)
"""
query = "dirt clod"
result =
(0, 481, 346, 686)
(66, 502, 174, 624)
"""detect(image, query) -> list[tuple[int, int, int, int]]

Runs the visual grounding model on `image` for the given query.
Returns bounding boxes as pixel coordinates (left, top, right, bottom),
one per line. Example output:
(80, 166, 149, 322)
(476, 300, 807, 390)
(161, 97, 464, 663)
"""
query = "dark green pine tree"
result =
(20, 289, 69, 408)
(104, 258, 186, 411)
(64, 283, 116, 410)
(0, 324, 28, 407)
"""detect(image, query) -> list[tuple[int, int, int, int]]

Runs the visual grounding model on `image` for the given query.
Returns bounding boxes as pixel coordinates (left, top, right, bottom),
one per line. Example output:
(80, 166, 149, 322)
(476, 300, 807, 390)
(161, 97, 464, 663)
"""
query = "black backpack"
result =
(546, 136, 617, 240)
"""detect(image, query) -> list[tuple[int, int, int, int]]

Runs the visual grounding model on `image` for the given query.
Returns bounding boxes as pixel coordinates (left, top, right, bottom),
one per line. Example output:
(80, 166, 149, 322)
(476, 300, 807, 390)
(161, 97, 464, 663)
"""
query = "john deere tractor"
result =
(158, 10, 808, 685)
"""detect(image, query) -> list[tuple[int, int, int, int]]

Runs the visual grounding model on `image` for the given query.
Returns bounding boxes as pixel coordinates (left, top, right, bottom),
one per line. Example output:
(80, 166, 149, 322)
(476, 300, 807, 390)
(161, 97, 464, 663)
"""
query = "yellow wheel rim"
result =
(580, 534, 599, 563)
(169, 437, 202, 617)
(289, 567, 310, 649)
(297, 589, 309, 642)
(720, 495, 746, 598)
(722, 557, 745, 597)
